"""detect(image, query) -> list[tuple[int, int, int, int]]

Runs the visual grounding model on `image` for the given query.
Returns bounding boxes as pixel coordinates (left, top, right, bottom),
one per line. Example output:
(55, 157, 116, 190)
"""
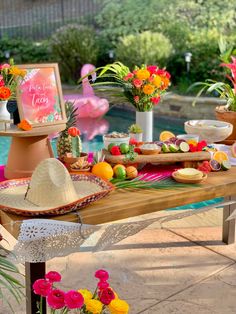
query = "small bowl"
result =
(172, 171, 207, 184)
(184, 120, 233, 143)
(177, 134, 199, 143)
(103, 135, 130, 149)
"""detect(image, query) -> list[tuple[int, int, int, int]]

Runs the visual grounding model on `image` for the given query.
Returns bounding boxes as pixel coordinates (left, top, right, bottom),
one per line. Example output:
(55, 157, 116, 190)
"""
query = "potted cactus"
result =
(128, 124, 143, 141)
(57, 102, 87, 166)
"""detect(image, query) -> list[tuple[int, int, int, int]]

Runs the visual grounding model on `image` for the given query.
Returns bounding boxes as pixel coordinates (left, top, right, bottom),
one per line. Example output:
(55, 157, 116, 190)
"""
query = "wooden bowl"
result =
(172, 171, 207, 184)
(140, 147, 161, 155)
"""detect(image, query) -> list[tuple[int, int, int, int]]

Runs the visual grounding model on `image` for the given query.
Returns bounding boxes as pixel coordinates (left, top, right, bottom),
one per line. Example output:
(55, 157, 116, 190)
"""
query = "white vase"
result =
(136, 111, 153, 142)
(0, 100, 10, 120)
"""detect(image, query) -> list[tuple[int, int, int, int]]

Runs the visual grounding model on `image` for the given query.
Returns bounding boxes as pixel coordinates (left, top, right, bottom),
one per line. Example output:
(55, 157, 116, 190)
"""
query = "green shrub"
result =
(115, 31, 172, 68)
(50, 24, 99, 83)
(0, 37, 51, 64)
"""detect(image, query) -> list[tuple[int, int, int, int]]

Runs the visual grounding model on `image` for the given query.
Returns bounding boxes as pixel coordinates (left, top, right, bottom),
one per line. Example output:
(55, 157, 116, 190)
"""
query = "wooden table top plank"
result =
(1, 167, 236, 238)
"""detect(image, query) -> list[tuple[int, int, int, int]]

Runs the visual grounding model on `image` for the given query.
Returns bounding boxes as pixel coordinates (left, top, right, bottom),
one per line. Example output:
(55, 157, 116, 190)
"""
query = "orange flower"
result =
(17, 119, 32, 131)
(160, 76, 170, 90)
(143, 84, 155, 95)
(152, 75, 162, 88)
(0, 86, 11, 100)
(136, 69, 150, 80)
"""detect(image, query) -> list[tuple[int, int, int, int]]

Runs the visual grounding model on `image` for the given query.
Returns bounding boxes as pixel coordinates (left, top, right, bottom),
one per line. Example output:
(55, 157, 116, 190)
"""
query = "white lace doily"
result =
(13, 219, 100, 263)
(12, 200, 236, 262)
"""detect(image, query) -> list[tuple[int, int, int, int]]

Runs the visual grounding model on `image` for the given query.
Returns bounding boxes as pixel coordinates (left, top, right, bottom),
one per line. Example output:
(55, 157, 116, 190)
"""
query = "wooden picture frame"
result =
(16, 63, 66, 127)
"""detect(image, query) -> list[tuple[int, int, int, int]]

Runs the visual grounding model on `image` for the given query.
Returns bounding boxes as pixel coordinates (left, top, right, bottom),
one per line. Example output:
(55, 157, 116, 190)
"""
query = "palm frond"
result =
(112, 175, 195, 189)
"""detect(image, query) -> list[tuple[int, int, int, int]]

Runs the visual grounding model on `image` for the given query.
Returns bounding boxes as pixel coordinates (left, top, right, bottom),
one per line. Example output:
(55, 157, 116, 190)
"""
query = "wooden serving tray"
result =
(104, 150, 211, 165)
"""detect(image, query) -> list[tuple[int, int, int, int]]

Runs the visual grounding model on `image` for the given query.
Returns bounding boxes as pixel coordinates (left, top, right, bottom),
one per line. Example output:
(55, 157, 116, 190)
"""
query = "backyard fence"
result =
(0, 0, 102, 40)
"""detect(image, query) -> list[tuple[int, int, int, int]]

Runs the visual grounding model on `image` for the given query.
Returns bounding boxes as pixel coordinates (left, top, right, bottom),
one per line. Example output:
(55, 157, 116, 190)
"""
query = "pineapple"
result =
(57, 101, 82, 159)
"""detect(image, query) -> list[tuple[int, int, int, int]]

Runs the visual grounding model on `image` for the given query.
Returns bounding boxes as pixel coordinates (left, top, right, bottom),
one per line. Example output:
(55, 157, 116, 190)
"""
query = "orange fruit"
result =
(159, 131, 175, 141)
(113, 164, 126, 172)
(212, 151, 229, 163)
(92, 162, 114, 180)
(126, 166, 138, 179)
(187, 139, 197, 145)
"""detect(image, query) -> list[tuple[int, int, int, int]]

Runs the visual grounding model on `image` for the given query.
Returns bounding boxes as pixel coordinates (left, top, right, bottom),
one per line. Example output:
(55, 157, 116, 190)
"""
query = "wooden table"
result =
(1, 167, 236, 313)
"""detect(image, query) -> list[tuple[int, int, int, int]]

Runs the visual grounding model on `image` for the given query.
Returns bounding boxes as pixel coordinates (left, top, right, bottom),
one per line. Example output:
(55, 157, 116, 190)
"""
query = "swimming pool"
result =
(0, 107, 186, 165)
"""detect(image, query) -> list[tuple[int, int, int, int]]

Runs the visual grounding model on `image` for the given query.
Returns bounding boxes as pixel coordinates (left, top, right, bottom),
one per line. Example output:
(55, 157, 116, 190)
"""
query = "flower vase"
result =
(136, 111, 153, 142)
(0, 100, 11, 130)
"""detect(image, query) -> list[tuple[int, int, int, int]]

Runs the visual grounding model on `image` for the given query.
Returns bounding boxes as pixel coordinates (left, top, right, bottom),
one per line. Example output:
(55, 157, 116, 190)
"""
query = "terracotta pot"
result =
(215, 106, 236, 143)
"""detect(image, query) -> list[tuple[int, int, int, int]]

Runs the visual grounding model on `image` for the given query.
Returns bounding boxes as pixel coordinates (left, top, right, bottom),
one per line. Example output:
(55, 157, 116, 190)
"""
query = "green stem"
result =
(40, 296, 43, 314)
(92, 286, 98, 299)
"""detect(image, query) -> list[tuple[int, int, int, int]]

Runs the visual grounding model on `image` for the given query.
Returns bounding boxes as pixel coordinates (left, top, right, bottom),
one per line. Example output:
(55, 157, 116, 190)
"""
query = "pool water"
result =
(0, 107, 222, 209)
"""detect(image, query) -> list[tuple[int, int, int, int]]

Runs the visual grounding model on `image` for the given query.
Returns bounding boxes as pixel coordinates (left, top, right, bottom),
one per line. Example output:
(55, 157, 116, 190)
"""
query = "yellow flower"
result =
(152, 75, 162, 87)
(78, 289, 93, 302)
(136, 69, 150, 80)
(85, 299, 103, 314)
(109, 299, 130, 314)
(143, 84, 155, 95)
(9, 66, 25, 77)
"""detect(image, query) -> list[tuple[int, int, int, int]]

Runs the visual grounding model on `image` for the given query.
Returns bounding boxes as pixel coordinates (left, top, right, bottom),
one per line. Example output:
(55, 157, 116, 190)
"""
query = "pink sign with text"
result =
(19, 67, 63, 124)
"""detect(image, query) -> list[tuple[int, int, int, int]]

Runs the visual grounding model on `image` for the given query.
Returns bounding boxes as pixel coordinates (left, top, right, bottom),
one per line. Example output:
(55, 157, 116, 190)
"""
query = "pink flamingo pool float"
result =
(64, 64, 109, 118)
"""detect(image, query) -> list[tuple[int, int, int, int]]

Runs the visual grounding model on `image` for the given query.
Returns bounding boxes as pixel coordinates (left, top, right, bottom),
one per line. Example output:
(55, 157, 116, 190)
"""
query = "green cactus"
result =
(71, 135, 82, 157)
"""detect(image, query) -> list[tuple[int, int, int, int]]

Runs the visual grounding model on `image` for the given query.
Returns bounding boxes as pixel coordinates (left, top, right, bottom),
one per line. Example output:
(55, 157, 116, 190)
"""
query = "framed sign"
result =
(17, 63, 66, 127)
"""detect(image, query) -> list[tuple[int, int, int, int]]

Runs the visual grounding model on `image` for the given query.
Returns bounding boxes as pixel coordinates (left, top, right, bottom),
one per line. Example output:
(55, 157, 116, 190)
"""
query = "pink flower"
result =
(98, 287, 115, 305)
(156, 69, 171, 79)
(123, 72, 134, 81)
(0, 63, 10, 70)
(151, 96, 161, 105)
(132, 78, 143, 88)
(133, 96, 140, 103)
(147, 65, 158, 75)
(47, 289, 65, 309)
(45, 271, 61, 283)
(95, 269, 109, 281)
(221, 56, 236, 91)
(98, 281, 109, 289)
(64, 290, 84, 309)
(33, 279, 52, 297)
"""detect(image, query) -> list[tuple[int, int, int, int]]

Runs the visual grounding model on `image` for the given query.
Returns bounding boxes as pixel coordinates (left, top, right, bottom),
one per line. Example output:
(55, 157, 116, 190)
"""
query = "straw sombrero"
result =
(0, 158, 114, 216)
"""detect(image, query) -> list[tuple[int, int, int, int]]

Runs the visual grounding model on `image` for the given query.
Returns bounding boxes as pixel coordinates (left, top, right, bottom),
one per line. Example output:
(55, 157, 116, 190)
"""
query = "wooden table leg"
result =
(25, 262, 47, 314)
(222, 196, 236, 244)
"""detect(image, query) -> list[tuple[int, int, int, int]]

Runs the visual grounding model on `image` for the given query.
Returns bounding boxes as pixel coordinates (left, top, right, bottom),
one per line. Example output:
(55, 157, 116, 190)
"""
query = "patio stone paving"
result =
(1, 208, 236, 313)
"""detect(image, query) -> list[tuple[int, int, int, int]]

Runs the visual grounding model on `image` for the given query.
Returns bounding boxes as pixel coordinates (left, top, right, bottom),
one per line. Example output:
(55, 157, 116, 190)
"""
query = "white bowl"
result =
(103, 135, 130, 149)
(184, 120, 233, 143)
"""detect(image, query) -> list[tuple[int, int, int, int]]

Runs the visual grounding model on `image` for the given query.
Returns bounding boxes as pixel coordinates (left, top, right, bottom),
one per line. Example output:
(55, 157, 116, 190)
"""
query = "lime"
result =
(162, 143, 169, 153)
(169, 144, 179, 153)
(120, 143, 130, 154)
(179, 142, 190, 153)
(114, 166, 126, 179)
(108, 143, 116, 152)
(221, 160, 231, 171)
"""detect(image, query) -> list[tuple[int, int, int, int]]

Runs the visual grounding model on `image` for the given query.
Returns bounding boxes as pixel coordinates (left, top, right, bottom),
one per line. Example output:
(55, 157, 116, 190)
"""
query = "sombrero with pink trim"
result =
(0, 158, 114, 216)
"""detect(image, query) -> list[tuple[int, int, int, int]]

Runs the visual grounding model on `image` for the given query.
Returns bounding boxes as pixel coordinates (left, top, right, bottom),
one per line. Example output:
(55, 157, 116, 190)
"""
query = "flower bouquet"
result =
(33, 269, 129, 313)
(80, 62, 171, 112)
(0, 59, 26, 101)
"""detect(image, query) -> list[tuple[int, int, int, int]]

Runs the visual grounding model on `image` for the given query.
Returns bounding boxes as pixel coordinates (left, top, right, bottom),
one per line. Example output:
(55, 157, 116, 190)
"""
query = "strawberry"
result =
(129, 138, 137, 146)
(110, 146, 122, 156)
(134, 147, 141, 154)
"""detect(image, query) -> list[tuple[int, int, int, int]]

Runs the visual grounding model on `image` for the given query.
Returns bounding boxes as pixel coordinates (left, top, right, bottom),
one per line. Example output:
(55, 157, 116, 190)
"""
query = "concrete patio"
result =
(1, 207, 236, 313)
